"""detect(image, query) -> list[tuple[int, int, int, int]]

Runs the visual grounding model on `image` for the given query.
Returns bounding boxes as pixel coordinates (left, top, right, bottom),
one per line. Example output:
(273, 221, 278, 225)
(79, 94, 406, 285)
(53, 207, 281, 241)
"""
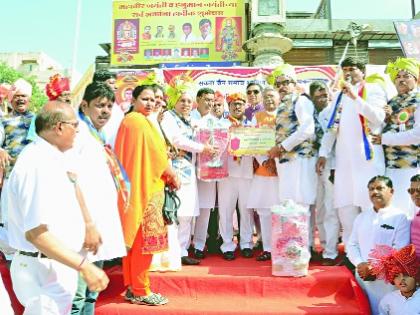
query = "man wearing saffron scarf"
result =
(316, 57, 388, 249)
(68, 82, 126, 314)
(372, 57, 420, 217)
(218, 92, 255, 261)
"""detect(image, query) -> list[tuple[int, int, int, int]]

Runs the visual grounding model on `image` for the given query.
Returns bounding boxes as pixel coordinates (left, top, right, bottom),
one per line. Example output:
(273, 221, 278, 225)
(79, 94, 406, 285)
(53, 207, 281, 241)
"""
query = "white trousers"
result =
(256, 208, 271, 252)
(355, 273, 394, 315)
(11, 253, 78, 315)
(315, 170, 340, 259)
(193, 208, 211, 251)
(218, 177, 253, 252)
(0, 274, 13, 315)
(338, 205, 361, 250)
(178, 216, 194, 257)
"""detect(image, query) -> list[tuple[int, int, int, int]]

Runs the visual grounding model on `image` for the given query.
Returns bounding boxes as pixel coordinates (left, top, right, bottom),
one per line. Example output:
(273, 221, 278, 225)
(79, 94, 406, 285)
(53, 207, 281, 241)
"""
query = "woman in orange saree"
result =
(115, 85, 179, 306)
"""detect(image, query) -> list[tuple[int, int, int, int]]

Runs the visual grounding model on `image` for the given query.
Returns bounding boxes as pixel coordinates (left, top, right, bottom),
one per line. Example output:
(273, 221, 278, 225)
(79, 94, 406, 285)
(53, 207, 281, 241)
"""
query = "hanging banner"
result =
(394, 20, 420, 61)
(162, 66, 337, 97)
(111, 0, 246, 66)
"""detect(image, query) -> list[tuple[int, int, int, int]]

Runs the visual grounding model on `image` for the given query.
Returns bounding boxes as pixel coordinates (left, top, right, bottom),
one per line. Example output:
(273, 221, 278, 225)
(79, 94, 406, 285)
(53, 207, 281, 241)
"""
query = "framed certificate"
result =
(228, 126, 275, 156)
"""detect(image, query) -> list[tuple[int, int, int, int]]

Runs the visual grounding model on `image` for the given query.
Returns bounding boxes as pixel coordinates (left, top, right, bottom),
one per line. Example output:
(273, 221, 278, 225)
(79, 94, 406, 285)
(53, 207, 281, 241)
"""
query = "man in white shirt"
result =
(317, 57, 387, 248)
(179, 22, 196, 43)
(311, 81, 340, 265)
(7, 101, 109, 314)
(218, 93, 255, 260)
(69, 82, 126, 314)
(347, 175, 410, 315)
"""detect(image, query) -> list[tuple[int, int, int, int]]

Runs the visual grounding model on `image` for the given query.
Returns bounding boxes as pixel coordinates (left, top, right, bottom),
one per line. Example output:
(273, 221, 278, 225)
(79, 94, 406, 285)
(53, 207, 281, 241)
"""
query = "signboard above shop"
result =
(111, 0, 246, 66)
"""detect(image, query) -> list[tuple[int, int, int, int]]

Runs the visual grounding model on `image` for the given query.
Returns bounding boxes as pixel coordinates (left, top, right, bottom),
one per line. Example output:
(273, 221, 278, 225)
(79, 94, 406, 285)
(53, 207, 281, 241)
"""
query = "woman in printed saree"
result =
(115, 84, 179, 306)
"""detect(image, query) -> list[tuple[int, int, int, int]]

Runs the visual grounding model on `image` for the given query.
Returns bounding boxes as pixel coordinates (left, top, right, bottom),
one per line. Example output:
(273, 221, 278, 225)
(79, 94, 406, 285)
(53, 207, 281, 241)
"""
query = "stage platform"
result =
(95, 254, 371, 315)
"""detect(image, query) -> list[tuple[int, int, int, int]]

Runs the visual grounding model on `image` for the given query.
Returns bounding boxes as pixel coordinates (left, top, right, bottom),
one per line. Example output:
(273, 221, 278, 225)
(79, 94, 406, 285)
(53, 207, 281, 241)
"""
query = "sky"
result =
(0, 0, 418, 76)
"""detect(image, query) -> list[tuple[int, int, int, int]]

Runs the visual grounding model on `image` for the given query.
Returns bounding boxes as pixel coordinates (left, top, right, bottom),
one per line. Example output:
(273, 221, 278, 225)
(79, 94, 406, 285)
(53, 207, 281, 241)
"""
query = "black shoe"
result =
(194, 249, 206, 259)
(240, 248, 253, 258)
(223, 251, 235, 261)
(253, 240, 263, 251)
(256, 251, 271, 261)
(181, 256, 200, 265)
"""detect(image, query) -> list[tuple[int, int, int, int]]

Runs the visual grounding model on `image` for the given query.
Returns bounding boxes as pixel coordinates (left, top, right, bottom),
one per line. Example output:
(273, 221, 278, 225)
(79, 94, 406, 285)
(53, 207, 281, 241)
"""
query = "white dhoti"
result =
(247, 176, 280, 252)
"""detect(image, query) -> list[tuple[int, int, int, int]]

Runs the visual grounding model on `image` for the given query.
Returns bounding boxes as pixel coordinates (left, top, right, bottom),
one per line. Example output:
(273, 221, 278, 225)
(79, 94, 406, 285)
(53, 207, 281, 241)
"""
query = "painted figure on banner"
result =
(168, 25, 176, 40)
(216, 17, 241, 60)
(142, 26, 152, 40)
(116, 20, 138, 52)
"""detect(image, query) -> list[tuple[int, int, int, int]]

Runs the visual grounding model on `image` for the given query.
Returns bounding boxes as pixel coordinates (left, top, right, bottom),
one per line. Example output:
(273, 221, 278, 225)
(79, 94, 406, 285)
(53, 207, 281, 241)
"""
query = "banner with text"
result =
(162, 66, 337, 98)
(111, 0, 246, 66)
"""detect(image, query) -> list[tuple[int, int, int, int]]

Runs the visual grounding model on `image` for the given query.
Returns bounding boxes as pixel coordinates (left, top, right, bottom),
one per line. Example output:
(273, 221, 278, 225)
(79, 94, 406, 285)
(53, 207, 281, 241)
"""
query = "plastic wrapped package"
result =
(271, 200, 310, 277)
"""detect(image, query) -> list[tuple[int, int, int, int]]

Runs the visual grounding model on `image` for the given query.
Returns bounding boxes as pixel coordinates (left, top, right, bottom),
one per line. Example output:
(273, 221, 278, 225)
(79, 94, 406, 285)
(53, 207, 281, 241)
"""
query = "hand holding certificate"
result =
(228, 126, 276, 156)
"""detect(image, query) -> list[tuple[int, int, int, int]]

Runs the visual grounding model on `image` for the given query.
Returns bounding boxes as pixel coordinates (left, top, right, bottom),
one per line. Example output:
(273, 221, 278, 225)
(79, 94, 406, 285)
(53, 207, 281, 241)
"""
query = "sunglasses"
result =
(407, 188, 420, 194)
(247, 90, 260, 95)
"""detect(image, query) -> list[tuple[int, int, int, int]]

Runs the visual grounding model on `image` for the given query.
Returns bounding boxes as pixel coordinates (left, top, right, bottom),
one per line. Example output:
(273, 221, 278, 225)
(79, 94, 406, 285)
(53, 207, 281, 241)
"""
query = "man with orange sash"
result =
(317, 57, 387, 249)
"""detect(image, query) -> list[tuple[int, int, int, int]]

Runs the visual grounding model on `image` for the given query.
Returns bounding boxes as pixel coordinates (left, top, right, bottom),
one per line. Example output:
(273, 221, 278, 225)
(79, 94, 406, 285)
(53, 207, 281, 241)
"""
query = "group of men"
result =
(0, 54, 418, 315)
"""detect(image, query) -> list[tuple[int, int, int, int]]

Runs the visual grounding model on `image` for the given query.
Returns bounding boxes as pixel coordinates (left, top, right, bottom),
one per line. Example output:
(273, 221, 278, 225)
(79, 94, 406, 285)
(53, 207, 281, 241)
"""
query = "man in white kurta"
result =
(347, 176, 410, 315)
(7, 101, 108, 315)
(318, 57, 387, 247)
(218, 93, 255, 260)
(68, 82, 126, 314)
(268, 64, 318, 215)
(374, 58, 420, 218)
(192, 104, 230, 259)
(311, 81, 340, 264)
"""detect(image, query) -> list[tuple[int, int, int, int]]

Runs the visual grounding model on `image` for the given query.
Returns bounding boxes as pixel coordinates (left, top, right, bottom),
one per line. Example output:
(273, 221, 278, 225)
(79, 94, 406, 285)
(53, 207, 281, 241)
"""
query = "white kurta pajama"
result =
(192, 114, 230, 252)
(319, 82, 387, 246)
(314, 104, 340, 259)
(247, 111, 280, 252)
(347, 206, 410, 315)
(275, 94, 318, 210)
(218, 117, 255, 253)
(66, 120, 126, 262)
(161, 110, 203, 257)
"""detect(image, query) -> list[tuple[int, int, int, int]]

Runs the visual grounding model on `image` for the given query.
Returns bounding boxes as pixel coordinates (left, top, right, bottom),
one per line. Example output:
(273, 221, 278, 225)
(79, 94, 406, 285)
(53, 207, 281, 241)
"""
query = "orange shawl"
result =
(114, 112, 168, 248)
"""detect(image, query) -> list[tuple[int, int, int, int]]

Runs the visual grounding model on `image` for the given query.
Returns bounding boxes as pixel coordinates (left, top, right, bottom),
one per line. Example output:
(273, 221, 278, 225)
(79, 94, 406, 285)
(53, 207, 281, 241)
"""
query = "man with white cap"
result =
(0, 78, 35, 259)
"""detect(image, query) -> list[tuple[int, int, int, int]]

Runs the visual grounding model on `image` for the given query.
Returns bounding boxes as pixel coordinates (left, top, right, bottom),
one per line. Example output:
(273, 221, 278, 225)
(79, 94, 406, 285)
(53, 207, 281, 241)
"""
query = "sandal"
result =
(256, 251, 271, 261)
(129, 292, 168, 306)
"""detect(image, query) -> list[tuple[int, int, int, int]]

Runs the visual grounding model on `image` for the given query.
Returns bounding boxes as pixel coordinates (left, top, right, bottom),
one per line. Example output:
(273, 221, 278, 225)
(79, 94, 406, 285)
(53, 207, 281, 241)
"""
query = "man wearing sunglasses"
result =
(409, 174, 420, 259)
(372, 58, 419, 218)
(244, 82, 263, 121)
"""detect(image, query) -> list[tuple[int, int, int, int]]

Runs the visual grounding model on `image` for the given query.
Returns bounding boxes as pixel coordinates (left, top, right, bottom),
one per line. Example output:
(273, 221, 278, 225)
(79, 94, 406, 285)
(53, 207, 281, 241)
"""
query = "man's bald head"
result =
(35, 100, 75, 134)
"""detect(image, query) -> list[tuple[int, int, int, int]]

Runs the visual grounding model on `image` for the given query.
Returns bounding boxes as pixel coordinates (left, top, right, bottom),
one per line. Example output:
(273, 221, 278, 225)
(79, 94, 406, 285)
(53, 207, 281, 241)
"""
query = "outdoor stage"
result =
(95, 254, 371, 315)
(1, 253, 370, 315)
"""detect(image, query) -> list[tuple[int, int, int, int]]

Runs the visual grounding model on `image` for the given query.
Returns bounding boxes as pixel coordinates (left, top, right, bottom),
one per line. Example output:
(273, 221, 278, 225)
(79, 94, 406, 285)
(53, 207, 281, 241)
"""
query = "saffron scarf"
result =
(327, 84, 373, 161)
(79, 112, 131, 211)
